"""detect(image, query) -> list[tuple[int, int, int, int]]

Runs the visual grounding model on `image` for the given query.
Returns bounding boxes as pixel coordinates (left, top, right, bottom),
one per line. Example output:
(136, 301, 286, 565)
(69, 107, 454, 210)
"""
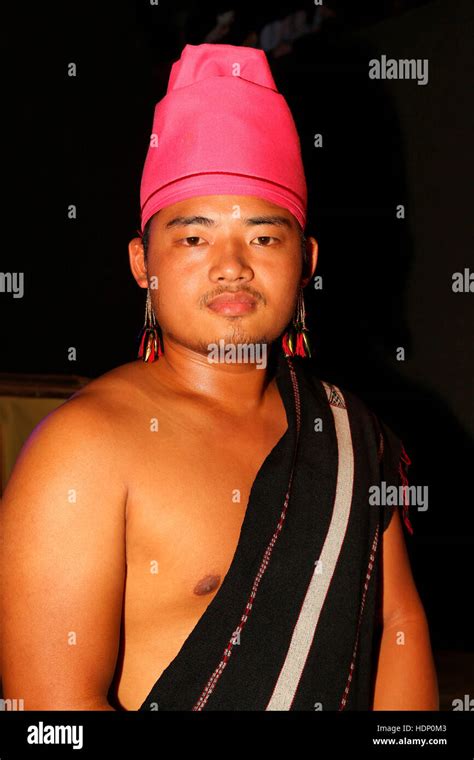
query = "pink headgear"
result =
(139, 43, 307, 233)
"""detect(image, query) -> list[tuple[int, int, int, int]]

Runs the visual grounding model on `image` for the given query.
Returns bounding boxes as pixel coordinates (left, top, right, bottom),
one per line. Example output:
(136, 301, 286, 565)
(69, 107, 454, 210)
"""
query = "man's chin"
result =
(166, 330, 277, 357)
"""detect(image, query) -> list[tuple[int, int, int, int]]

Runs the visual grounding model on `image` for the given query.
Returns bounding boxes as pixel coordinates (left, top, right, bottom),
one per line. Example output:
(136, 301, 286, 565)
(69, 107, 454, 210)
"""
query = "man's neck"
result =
(146, 338, 279, 416)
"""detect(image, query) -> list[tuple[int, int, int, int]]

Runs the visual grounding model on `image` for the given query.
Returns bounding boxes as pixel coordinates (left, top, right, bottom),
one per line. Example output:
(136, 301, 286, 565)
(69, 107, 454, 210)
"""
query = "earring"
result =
(282, 287, 311, 358)
(137, 288, 163, 362)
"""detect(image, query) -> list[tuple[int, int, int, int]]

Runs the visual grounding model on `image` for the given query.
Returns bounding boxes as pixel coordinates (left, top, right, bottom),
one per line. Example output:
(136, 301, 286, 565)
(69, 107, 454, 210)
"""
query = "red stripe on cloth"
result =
(339, 524, 380, 710)
(399, 443, 414, 535)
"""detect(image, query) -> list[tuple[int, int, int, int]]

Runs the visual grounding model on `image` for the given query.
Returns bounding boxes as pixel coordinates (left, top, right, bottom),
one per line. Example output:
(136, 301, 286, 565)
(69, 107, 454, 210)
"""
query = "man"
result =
(0, 43, 438, 710)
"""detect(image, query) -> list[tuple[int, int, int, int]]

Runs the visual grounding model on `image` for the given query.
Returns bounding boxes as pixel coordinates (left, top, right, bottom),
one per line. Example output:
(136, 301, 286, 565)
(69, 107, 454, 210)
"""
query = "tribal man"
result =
(0, 43, 438, 711)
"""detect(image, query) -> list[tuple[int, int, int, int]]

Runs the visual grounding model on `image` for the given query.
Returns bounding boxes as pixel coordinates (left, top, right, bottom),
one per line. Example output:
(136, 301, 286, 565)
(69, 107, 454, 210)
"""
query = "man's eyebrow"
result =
(165, 215, 217, 229)
(243, 215, 293, 229)
(164, 214, 293, 230)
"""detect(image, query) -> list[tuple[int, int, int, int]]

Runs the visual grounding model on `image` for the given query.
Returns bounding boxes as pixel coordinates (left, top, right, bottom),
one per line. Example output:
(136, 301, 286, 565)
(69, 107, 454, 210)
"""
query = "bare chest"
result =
(122, 403, 287, 618)
(112, 396, 287, 709)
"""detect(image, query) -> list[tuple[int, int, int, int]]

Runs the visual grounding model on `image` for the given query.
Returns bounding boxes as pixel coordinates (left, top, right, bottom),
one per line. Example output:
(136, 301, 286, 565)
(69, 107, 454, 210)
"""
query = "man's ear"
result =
(301, 236, 318, 288)
(128, 237, 148, 289)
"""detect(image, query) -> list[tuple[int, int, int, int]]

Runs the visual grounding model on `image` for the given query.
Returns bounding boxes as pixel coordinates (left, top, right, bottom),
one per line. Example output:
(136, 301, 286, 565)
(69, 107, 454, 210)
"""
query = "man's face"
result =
(129, 194, 317, 357)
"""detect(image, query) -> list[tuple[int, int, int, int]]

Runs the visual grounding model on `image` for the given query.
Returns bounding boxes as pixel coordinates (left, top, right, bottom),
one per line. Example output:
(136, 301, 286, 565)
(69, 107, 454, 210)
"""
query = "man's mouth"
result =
(206, 291, 258, 316)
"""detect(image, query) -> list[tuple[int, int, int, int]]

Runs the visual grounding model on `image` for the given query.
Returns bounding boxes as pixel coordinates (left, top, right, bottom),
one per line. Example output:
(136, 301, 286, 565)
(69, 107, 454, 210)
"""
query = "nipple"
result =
(193, 574, 221, 596)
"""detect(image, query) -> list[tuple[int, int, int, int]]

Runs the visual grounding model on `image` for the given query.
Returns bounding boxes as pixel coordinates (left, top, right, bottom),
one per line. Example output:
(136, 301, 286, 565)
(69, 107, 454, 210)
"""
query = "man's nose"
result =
(208, 242, 254, 283)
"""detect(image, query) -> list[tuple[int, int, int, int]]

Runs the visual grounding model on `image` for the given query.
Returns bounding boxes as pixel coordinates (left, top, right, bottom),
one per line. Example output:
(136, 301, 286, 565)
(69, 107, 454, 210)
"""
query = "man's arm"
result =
(372, 508, 439, 710)
(0, 395, 127, 710)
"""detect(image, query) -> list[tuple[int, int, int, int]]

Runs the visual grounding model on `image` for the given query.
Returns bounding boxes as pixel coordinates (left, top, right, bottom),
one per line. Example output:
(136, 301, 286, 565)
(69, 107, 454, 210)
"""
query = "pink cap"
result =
(139, 43, 307, 233)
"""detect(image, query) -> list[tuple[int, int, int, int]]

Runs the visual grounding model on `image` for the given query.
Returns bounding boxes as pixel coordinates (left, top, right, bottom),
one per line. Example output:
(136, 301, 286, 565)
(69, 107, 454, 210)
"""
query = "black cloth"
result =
(139, 353, 411, 711)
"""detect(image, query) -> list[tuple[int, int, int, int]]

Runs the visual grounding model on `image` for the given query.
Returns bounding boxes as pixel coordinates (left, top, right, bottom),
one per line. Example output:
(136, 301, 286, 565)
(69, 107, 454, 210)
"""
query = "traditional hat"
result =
(140, 43, 307, 232)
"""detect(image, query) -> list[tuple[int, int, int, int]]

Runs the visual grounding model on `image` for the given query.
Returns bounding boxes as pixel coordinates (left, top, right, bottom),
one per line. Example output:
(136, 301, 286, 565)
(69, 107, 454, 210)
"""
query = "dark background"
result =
(1, 0, 473, 666)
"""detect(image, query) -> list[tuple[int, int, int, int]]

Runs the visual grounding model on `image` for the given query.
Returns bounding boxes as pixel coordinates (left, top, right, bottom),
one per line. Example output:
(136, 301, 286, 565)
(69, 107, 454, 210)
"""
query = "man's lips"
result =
(206, 291, 258, 316)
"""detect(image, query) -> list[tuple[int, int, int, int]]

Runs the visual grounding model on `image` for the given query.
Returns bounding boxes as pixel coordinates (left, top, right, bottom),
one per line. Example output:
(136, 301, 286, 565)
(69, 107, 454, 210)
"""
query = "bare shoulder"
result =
(29, 361, 152, 439)
(1, 360, 155, 504)
(65, 359, 155, 416)
(0, 362, 148, 708)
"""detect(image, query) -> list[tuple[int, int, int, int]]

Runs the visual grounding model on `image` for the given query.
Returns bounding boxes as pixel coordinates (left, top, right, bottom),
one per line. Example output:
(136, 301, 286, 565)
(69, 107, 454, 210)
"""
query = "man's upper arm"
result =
(380, 507, 426, 627)
(0, 396, 127, 709)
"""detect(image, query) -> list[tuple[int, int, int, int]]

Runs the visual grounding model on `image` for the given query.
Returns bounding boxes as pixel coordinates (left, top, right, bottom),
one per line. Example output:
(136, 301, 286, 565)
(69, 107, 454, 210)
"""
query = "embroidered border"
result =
(326, 384, 347, 409)
(338, 524, 380, 710)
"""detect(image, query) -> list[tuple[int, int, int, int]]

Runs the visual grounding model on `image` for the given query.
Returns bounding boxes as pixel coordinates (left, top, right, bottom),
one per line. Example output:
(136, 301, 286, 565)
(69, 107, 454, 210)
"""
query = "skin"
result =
(0, 195, 438, 710)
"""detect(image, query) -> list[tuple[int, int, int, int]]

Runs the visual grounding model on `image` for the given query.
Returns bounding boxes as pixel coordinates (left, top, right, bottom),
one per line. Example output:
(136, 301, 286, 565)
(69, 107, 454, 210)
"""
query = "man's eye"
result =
(181, 236, 205, 246)
(253, 236, 278, 246)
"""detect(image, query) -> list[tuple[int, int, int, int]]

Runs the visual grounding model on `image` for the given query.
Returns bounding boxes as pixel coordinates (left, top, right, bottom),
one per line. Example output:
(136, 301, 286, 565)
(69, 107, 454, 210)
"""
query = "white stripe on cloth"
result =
(265, 383, 354, 711)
